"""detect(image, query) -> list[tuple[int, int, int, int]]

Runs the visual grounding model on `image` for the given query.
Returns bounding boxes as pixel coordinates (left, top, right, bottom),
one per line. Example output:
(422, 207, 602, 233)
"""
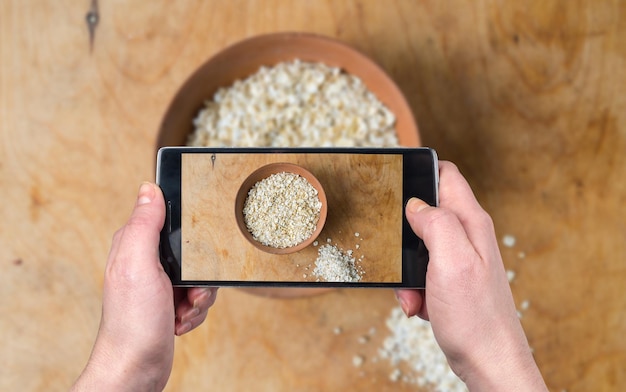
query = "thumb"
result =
(404, 197, 431, 239)
(106, 182, 166, 281)
(129, 182, 166, 235)
(406, 196, 468, 245)
(405, 197, 478, 275)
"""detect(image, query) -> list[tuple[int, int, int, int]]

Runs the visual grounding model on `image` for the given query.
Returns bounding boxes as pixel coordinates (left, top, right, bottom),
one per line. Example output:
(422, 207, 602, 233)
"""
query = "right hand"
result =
(395, 161, 547, 391)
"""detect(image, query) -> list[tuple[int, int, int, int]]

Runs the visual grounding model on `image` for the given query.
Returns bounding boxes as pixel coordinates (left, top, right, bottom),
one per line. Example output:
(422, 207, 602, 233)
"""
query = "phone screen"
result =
(157, 147, 438, 288)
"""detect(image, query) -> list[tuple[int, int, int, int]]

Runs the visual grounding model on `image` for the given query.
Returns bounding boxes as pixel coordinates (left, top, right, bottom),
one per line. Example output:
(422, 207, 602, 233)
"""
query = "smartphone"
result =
(157, 147, 439, 288)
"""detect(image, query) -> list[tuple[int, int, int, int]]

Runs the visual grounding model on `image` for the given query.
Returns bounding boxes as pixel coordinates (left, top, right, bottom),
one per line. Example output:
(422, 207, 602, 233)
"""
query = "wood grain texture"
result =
(1, 0, 624, 391)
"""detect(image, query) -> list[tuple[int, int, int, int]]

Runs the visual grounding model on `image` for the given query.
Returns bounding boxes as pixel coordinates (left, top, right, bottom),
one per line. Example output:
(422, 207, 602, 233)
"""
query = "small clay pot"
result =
(235, 162, 328, 254)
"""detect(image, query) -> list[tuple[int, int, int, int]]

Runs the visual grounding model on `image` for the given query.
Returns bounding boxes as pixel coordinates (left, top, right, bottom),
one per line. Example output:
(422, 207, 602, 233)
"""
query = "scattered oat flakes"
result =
(507, 269, 516, 283)
(502, 234, 516, 248)
(352, 355, 365, 367)
(379, 307, 467, 391)
(312, 244, 361, 282)
(389, 368, 402, 382)
(520, 299, 530, 311)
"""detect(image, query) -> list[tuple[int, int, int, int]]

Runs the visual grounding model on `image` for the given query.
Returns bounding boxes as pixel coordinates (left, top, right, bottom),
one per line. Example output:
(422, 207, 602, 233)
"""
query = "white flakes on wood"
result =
(312, 244, 361, 282)
(333, 326, 343, 335)
(389, 368, 402, 382)
(502, 234, 516, 248)
(189, 60, 398, 148)
(379, 307, 467, 391)
(506, 269, 516, 283)
(243, 172, 321, 248)
(520, 299, 530, 311)
(352, 355, 365, 367)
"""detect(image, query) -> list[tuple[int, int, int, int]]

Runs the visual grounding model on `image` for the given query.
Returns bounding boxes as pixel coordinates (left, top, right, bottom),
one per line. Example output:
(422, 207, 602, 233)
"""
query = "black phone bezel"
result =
(156, 147, 438, 288)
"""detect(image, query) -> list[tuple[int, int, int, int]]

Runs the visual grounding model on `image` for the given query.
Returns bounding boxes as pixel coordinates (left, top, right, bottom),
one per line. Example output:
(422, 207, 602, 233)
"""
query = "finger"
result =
(435, 162, 497, 259)
(437, 161, 484, 214)
(106, 183, 166, 284)
(394, 289, 426, 319)
(189, 287, 219, 310)
(405, 198, 480, 275)
(175, 288, 218, 335)
(174, 296, 199, 336)
(175, 303, 209, 333)
(175, 288, 218, 321)
(175, 307, 210, 336)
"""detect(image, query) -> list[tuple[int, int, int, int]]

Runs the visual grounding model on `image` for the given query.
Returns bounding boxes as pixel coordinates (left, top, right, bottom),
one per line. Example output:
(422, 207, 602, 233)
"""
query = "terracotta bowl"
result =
(235, 163, 328, 254)
(156, 32, 420, 148)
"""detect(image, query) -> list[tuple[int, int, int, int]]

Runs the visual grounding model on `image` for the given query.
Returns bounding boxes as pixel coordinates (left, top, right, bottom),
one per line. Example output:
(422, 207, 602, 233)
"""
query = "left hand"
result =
(72, 182, 218, 391)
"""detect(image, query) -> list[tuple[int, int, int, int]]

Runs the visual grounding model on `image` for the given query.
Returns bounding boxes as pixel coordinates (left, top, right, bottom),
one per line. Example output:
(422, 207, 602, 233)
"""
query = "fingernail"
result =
(190, 305, 201, 316)
(395, 292, 412, 318)
(178, 307, 200, 324)
(406, 197, 428, 214)
(193, 288, 213, 308)
(177, 322, 192, 335)
(137, 182, 154, 206)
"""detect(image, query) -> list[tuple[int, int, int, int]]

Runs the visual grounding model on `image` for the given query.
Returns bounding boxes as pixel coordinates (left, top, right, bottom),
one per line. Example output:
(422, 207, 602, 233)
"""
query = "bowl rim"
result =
(234, 162, 328, 254)
(156, 31, 420, 149)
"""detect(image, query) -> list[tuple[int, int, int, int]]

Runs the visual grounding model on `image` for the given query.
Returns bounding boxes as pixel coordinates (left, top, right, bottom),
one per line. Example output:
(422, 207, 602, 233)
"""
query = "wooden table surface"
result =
(1, 1, 625, 391)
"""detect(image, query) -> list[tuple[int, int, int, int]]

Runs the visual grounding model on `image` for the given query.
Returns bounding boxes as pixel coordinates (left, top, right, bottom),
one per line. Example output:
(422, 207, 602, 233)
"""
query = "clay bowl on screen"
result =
(156, 32, 421, 298)
(235, 162, 328, 255)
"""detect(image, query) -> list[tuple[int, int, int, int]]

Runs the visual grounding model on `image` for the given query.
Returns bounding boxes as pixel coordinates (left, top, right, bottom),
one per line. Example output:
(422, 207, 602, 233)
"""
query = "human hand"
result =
(395, 162, 547, 391)
(72, 183, 218, 391)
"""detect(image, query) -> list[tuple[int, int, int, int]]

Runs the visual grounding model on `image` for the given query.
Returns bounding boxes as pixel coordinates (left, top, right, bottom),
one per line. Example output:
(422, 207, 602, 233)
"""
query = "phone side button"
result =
(166, 200, 172, 233)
